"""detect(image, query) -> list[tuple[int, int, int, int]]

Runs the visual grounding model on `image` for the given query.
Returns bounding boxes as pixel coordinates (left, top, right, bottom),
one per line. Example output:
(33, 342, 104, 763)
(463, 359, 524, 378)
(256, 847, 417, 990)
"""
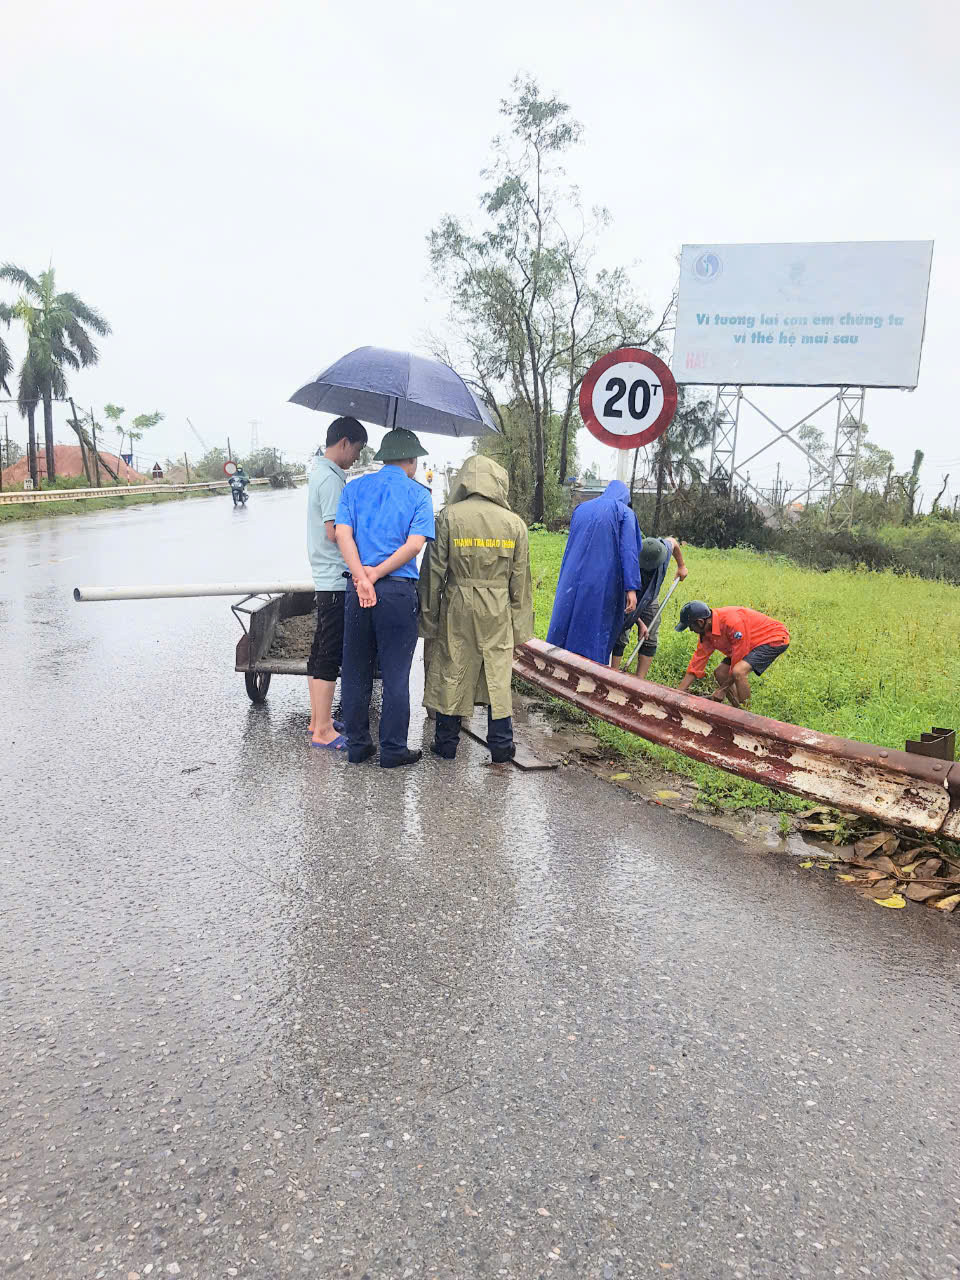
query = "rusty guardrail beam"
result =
(514, 638, 960, 839)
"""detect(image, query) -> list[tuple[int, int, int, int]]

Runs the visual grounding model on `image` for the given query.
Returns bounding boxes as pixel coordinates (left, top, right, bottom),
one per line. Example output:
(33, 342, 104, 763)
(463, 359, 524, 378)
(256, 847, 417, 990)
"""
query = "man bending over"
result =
(675, 600, 790, 708)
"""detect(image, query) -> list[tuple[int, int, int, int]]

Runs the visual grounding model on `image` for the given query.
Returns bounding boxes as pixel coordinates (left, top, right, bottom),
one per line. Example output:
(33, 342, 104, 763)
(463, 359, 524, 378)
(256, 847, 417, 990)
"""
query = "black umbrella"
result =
(289, 346, 500, 438)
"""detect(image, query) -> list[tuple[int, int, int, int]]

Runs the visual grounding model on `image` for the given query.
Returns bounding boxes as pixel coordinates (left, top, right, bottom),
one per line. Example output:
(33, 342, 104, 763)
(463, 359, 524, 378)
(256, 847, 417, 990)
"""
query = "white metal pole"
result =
(74, 581, 316, 602)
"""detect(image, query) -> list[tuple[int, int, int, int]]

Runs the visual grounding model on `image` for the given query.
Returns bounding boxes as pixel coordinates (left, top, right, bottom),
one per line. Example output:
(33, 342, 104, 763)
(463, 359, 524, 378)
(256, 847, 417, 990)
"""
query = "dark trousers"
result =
(341, 578, 419, 763)
(434, 708, 514, 760)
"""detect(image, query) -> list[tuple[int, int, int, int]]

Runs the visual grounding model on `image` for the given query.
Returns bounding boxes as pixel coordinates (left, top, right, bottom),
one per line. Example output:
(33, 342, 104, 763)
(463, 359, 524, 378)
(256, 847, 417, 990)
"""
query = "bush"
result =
(771, 527, 898, 575)
(554, 483, 960, 585)
(767, 521, 960, 585)
(629, 486, 773, 550)
(638, 491, 960, 586)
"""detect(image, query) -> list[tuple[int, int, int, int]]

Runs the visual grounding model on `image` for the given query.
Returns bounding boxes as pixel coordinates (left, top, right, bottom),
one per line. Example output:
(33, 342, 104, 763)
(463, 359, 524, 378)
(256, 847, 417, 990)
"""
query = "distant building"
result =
(569, 480, 662, 510)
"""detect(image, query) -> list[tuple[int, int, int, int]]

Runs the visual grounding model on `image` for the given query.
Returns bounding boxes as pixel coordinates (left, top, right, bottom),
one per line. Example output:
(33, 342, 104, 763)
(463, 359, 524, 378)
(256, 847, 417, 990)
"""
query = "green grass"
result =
(528, 532, 960, 812)
(0, 486, 226, 523)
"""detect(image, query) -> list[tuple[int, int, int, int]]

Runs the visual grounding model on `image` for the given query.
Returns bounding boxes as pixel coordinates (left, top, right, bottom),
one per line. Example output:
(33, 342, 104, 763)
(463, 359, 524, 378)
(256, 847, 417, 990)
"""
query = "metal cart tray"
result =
(234, 589, 316, 701)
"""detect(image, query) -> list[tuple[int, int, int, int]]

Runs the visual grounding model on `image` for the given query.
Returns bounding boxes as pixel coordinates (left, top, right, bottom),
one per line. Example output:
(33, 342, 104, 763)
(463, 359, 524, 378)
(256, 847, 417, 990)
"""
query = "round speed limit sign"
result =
(579, 347, 678, 450)
(223, 459, 238, 476)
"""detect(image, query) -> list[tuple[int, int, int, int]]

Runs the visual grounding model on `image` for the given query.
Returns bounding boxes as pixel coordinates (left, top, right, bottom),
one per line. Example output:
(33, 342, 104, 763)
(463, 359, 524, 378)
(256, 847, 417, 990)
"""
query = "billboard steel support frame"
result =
(707, 386, 741, 491)
(701, 386, 869, 517)
(825, 387, 867, 527)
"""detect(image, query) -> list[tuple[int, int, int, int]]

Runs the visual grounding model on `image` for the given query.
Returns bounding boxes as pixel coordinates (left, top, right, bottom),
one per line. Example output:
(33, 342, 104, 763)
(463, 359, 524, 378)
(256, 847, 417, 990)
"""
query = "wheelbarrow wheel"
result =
(244, 671, 271, 703)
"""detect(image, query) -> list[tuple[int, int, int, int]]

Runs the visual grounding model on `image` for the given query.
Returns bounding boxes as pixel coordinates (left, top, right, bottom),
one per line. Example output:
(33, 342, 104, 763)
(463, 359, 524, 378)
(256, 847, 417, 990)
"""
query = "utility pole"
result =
(67, 397, 92, 485)
(90, 407, 103, 486)
(0, 413, 6, 491)
(184, 453, 191, 483)
(227, 436, 233, 462)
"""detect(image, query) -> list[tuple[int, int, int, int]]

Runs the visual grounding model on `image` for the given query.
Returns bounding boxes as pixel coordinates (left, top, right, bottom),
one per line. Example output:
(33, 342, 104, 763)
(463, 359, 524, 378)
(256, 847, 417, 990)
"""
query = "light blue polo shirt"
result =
(335, 464, 435, 579)
(307, 456, 348, 591)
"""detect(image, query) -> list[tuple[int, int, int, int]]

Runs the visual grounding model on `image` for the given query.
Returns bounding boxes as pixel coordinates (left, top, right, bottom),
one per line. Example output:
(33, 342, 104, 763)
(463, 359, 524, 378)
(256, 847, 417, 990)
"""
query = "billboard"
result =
(673, 241, 933, 388)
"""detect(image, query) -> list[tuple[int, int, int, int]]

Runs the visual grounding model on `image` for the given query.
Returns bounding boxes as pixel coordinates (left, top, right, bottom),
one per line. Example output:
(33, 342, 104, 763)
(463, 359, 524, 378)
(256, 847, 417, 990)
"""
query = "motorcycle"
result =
(230, 475, 249, 507)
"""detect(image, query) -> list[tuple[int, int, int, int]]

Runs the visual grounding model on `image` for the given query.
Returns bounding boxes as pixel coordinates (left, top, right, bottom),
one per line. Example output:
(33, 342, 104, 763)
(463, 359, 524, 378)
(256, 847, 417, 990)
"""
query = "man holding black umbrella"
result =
(335, 428, 435, 767)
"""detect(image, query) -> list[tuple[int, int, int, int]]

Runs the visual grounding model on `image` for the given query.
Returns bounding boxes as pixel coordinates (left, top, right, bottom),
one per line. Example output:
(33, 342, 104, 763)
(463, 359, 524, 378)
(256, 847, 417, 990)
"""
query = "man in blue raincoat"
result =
(546, 480, 646, 665)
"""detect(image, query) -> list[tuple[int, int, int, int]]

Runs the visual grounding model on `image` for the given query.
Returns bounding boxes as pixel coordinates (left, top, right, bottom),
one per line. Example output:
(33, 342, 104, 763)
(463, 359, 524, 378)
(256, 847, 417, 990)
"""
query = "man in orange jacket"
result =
(675, 600, 790, 708)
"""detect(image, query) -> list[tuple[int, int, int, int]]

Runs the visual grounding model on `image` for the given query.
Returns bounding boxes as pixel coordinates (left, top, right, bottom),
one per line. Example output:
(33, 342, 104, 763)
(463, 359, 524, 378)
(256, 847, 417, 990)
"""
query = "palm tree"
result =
(0, 303, 12, 395)
(1, 298, 39, 483)
(0, 304, 14, 480)
(0, 304, 41, 486)
(0, 265, 110, 483)
(648, 390, 714, 533)
(17, 349, 41, 489)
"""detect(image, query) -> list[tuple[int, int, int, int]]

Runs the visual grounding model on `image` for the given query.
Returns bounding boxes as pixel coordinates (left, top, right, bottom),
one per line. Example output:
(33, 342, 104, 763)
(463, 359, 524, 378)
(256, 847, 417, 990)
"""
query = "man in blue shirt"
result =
(335, 428, 435, 767)
(306, 416, 368, 750)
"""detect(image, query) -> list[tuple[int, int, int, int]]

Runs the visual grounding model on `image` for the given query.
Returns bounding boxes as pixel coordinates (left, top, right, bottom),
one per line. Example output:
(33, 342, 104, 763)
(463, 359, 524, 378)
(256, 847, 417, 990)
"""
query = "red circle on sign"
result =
(224, 460, 238, 476)
(579, 347, 678, 449)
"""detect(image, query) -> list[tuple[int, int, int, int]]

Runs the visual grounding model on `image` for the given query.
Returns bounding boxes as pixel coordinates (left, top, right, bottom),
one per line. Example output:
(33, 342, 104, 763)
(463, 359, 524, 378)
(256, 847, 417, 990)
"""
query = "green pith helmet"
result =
(638, 537, 669, 572)
(374, 428, 429, 462)
(675, 600, 711, 632)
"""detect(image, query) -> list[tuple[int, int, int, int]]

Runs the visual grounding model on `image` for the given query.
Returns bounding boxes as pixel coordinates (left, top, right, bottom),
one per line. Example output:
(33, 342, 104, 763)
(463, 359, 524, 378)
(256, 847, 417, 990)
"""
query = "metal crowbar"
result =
(621, 576, 683, 671)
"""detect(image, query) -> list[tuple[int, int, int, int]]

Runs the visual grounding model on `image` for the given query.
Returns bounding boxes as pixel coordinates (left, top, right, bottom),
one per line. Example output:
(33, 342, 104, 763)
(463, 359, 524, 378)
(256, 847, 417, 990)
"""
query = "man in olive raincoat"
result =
(419, 455, 534, 763)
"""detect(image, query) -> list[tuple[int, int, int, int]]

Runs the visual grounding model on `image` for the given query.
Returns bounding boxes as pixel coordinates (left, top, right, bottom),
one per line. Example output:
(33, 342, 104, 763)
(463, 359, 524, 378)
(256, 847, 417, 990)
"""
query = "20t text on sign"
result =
(579, 347, 678, 450)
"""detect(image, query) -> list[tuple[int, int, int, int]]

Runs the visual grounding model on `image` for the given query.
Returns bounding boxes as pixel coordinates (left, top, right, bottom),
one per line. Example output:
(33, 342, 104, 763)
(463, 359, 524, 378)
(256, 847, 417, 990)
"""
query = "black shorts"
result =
(717, 643, 789, 677)
(306, 591, 345, 681)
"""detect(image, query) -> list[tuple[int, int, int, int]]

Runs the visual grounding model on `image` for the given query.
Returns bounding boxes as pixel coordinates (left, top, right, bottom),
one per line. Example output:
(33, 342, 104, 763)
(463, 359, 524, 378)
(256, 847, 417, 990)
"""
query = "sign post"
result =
(579, 348, 678, 486)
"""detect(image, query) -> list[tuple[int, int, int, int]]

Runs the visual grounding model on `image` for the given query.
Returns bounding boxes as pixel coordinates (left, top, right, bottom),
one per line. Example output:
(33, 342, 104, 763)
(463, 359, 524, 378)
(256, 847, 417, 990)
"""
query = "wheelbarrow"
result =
(233, 588, 316, 702)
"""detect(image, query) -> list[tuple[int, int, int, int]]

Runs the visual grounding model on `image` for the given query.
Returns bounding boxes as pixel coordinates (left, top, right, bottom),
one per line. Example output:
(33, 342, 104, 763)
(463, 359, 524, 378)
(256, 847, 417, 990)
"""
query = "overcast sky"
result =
(3, 0, 958, 499)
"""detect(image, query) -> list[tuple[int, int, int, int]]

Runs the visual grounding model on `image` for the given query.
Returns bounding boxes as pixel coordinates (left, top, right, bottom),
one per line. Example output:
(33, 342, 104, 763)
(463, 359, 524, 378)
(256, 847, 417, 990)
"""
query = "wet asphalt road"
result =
(2, 489, 959, 1280)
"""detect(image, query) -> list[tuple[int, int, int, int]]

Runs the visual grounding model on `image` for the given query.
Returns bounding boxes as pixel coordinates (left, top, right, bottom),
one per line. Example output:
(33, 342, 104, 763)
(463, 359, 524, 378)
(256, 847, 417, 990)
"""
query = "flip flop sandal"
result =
(307, 720, 344, 736)
(311, 734, 346, 751)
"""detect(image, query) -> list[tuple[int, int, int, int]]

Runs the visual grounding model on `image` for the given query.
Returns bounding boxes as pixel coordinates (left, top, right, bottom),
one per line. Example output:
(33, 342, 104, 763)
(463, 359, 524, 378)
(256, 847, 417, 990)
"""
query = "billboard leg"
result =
(708, 386, 741, 494)
(826, 387, 866, 528)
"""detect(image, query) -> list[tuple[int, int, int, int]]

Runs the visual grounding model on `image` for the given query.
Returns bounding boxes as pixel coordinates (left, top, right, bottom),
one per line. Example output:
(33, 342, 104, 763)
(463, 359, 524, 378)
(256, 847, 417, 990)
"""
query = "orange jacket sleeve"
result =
(686, 635, 715, 679)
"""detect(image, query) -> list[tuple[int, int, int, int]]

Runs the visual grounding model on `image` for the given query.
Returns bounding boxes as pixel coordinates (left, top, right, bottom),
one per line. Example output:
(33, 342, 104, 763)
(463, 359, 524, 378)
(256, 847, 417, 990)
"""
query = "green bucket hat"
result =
(638, 537, 670, 572)
(374, 428, 429, 462)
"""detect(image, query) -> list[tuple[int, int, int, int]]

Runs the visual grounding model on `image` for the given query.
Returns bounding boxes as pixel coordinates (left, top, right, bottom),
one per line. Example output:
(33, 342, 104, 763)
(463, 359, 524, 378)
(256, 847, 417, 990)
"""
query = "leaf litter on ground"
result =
(824, 826, 960, 912)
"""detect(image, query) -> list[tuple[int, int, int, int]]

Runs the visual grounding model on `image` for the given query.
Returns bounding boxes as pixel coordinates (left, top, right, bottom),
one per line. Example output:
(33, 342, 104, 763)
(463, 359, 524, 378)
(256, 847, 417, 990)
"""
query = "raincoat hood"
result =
(449, 455, 511, 509)
(603, 480, 631, 505)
